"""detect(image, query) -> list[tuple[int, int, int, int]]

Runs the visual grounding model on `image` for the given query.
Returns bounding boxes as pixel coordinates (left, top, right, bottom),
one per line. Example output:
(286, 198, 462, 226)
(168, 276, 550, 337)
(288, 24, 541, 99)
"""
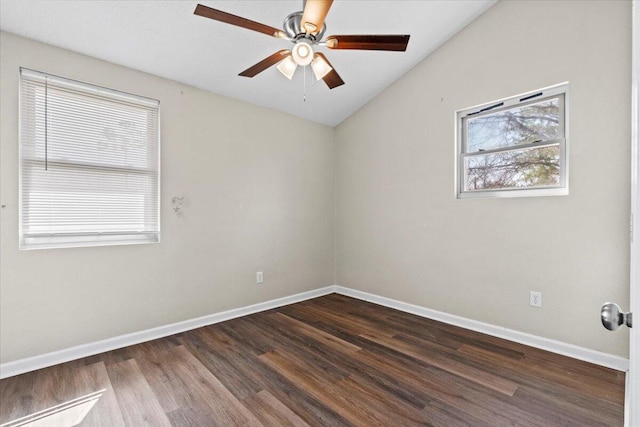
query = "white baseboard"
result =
(0, 286, 335, 379)
(334, 285, 629, 372)
(1, 284, 628, 379)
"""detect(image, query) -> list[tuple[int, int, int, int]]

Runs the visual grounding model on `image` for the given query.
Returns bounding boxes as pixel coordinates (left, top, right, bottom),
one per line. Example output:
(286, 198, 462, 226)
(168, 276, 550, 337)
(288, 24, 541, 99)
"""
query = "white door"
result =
(626, 2, 639, 425)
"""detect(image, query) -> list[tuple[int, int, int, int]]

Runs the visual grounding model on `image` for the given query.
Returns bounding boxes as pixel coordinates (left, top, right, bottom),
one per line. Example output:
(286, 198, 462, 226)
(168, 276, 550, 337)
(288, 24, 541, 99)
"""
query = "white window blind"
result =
(19, 68, 160, 249)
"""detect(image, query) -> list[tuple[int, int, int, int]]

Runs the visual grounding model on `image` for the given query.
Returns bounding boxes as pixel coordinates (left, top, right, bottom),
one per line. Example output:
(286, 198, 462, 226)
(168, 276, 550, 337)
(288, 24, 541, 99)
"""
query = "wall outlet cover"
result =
(530, 290, 542, 308)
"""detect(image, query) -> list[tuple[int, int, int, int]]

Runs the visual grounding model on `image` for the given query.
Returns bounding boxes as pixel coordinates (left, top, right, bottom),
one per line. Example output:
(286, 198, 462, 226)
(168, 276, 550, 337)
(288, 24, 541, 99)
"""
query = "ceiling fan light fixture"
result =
(276, 55, 298, 80)
(292, 41, 314, 66)
(311, 54, 332, 80)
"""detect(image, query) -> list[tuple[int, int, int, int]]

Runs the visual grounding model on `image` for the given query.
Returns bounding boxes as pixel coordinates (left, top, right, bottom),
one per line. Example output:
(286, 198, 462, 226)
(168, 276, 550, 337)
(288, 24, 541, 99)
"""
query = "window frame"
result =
(455, 83, 569, 199)
(18, 68, 161, 250)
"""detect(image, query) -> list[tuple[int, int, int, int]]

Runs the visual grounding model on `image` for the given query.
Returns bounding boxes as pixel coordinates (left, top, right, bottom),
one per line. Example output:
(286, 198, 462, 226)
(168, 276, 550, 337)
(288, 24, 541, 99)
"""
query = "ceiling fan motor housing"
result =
(283, 12, 326, 41)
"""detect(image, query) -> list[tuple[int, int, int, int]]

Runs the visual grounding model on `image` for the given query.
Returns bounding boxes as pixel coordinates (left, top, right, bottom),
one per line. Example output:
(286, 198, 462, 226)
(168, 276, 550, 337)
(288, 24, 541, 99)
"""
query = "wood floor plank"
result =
(165, 345, 263, 426)
(166, 405, 224, 426)
(381, 315, 466, 351)
(258, 349, 387, 427)
(510, 385, 620, 427)
(242, 390, 310, 427)
(361, 332, 520, 396)
(179, 326, 265, 400)
(258, 320, 518, 426)
(421, 399, 488, 427)
(456, 342, 626, 407)
(0, 360, 86, 424)
(0, 371, 38, 423)
(334, 375, 430, 427)
(257, 322, 433, 410)
(252, 313, 441, 411)
(106, 359, 172, 426)
(76, 362, 125, 426)
(420, 366, 549, 427)
(354, 347, 543, 427)
(296, 304, 397, 338)
(0, 294, 625, 426)
(251, 316, 354, 384)
(124, 339, 197, 414)
(268, 312, 362, 355)
(178, 327, 351, 426)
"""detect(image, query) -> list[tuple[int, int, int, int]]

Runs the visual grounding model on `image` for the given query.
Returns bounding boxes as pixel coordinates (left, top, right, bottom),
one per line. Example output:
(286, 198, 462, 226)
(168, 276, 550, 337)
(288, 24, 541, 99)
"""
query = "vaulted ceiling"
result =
(0, 0, 496, 126)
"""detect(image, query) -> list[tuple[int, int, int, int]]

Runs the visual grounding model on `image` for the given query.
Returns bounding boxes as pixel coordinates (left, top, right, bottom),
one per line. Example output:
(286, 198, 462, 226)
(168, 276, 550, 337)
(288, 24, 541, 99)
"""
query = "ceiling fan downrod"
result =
(282, 11, 327, 42)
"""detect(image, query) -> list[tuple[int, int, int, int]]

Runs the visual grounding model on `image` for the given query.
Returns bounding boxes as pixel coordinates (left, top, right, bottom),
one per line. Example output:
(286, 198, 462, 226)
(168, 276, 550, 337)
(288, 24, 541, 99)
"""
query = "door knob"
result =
(601, 302, 633, 331)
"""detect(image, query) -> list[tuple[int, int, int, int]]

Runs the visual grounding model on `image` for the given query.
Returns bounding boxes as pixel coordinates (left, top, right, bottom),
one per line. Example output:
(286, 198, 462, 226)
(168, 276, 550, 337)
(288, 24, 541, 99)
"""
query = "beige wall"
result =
(335, 0, 632, 357)
(0, 32, 335, 362)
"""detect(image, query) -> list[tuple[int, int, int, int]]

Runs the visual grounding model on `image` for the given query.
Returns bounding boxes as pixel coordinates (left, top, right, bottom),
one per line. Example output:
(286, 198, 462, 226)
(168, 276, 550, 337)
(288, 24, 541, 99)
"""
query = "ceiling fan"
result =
(194, 0, 410, 89)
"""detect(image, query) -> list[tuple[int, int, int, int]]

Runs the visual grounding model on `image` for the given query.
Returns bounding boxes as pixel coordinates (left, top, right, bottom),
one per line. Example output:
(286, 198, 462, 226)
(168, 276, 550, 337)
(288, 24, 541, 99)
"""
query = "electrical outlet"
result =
(529, 290, 542, 308)
(256, 271, 264, 284)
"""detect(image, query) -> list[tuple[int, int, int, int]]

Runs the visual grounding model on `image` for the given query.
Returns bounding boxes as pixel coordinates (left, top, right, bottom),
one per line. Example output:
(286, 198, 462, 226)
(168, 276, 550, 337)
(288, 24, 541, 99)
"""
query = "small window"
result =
(456, 83, 568, 198)
(19, 68, 160, 249)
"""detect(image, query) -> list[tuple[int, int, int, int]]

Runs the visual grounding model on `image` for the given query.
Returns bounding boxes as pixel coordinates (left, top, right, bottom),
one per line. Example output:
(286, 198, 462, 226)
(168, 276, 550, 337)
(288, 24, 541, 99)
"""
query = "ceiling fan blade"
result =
(239, 50, 291, 78)
(301, 0, 334, 35)
(314, 53, 344, 89)
(194, 4, 284, 38)
(326, 35, 410, 51)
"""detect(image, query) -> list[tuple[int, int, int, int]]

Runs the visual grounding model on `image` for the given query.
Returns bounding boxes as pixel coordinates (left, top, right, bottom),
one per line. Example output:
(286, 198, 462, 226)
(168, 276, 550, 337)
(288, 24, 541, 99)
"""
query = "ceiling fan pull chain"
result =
(303, 65, 307, 102)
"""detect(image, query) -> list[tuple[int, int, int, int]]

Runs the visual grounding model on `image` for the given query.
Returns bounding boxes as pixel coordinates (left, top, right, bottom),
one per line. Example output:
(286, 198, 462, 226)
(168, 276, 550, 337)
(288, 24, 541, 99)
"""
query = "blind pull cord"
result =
(44, 77, 48, 171)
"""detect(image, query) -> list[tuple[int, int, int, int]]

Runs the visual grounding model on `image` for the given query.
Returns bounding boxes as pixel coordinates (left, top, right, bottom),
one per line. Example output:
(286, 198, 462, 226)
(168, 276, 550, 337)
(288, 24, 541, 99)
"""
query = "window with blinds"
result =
(19, 68, 160, 249)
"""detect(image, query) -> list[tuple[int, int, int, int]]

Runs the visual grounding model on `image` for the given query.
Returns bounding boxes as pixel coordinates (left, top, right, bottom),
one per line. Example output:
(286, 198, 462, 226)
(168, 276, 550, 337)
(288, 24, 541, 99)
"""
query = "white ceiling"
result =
(0, 0, 496, 127)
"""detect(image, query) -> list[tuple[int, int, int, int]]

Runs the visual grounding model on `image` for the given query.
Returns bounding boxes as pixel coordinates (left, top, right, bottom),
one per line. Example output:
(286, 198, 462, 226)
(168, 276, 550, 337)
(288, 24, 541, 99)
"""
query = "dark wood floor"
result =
(0, 294, 626, 426)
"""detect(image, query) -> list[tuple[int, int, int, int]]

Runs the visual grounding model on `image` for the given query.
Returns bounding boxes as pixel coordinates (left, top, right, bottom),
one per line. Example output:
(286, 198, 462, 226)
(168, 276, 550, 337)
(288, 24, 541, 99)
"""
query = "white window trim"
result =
(19, 68, 161, 250)
(455, 82, 570, 199)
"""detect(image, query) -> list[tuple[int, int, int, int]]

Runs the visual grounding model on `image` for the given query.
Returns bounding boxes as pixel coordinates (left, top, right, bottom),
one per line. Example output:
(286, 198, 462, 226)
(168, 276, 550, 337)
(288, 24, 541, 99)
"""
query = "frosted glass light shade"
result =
(276, 56, 298, 80)
(292, 41, 313, 66)
(311, 54, 332, 80)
